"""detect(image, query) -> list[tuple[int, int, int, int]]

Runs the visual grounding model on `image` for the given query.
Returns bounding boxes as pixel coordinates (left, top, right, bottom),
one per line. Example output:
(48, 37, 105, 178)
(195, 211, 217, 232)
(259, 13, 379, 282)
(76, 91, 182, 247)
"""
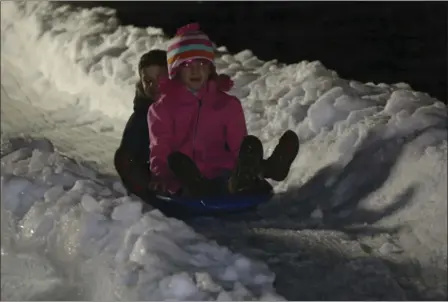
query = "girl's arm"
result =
(148, 99, 174, 182)
(225, 97, 248, 161)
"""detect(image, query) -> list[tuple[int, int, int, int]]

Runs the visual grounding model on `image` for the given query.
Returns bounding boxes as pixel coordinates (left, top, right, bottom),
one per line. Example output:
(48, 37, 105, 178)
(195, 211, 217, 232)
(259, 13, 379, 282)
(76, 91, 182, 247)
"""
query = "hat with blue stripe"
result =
(167, 23, 215, 79)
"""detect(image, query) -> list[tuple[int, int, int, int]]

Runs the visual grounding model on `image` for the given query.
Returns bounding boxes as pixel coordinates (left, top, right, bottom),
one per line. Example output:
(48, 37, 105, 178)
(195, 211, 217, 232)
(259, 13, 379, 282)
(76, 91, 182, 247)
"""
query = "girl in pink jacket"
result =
(148, 23, 299, 197)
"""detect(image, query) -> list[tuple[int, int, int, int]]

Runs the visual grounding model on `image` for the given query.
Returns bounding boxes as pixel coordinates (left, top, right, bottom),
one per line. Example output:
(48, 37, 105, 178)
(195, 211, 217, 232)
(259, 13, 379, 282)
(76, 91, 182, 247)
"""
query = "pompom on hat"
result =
(166, 23, 215, 79)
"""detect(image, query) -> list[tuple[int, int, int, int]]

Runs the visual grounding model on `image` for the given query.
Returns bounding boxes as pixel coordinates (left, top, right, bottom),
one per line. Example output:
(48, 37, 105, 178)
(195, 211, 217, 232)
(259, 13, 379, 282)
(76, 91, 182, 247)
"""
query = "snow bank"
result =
(2, 1, 445, 145)
(1, 138, 283, 301)
(1, 1, 166, 119)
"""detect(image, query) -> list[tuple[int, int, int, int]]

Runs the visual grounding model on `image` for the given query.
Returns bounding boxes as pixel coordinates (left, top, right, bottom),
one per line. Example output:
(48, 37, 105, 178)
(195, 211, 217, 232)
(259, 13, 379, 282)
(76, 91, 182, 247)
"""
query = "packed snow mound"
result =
(1, 138, 283, 301)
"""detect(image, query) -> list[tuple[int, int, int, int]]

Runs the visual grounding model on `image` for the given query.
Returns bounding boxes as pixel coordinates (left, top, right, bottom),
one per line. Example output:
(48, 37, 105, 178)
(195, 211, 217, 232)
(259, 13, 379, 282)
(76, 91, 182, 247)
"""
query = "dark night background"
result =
(71, 1, 447, 102)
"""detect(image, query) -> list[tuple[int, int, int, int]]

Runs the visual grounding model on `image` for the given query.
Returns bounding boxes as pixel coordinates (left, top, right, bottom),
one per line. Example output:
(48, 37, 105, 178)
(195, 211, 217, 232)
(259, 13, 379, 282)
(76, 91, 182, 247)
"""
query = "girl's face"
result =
(179, 59, 212, 91)
(141, 65, 168, 99)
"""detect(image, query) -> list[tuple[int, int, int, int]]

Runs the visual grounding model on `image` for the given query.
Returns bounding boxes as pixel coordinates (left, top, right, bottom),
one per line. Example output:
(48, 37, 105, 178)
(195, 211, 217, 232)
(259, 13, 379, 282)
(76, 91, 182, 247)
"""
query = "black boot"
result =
(167, 151, 212, 197)
(228, 135, 265, 194)
(263, 130, 299, 181)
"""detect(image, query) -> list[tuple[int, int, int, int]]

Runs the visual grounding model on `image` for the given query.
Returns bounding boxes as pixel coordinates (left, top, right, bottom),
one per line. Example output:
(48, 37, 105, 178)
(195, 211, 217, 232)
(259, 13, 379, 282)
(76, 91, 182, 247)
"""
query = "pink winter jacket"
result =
(147, 75, 247, 194)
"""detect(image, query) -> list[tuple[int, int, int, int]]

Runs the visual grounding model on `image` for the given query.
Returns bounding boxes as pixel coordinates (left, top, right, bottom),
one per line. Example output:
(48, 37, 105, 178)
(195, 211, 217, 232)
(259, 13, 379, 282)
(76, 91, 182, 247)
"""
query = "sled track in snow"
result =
(1, 59, 122, 175)
(193, 224, 407, 300)
(192, 209, 446, 301)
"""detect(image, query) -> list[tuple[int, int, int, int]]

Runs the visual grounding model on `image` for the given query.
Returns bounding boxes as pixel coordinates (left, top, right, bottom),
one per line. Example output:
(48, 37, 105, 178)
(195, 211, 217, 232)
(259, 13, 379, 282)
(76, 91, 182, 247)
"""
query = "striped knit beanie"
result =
(167, 23, 215, 79)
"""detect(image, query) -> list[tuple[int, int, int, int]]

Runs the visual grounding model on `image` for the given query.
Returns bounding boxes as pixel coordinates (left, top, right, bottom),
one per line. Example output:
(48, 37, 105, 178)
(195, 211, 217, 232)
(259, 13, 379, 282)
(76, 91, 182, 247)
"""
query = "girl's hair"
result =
(138, 49, 167, 77)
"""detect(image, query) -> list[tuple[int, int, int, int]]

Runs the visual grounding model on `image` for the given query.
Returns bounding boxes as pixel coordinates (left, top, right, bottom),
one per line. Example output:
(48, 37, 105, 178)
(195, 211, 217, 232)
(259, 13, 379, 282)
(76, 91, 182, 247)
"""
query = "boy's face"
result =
(179, 59, 212, 91)
(141, 65, 168, 99)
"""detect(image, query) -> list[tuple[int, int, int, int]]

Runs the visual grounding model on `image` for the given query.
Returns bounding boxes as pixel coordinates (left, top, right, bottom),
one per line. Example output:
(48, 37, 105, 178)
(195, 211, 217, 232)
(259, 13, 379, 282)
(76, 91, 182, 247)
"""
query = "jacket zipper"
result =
(192, 99, 202, 161)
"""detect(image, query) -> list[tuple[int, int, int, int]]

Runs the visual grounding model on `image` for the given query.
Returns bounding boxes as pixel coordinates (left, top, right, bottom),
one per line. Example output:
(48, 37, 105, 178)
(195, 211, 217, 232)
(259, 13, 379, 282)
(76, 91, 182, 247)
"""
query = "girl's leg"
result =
(167, 151, 212, 197)
(263, 130, 299, 181)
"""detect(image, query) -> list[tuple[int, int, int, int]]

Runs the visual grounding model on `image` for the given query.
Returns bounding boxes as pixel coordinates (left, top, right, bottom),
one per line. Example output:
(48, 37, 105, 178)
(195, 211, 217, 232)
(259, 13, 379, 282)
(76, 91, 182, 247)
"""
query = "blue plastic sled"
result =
(151, 191, 273, 219)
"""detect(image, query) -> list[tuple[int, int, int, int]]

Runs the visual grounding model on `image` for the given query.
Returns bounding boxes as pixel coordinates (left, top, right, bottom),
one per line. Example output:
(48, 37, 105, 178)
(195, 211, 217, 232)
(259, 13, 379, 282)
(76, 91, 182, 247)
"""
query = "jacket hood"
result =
(133, 82, 154, 112)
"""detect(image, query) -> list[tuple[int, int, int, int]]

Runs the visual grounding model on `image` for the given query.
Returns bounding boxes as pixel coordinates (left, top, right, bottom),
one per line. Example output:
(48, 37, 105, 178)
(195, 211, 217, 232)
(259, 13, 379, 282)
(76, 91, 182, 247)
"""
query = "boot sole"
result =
(267, 130, 300, 181)
(229, 135, 264, 194)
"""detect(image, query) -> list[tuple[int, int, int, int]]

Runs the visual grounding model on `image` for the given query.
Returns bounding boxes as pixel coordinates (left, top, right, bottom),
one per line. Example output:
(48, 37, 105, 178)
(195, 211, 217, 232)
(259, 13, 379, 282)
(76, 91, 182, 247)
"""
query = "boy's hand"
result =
(148, 180, 167, 193)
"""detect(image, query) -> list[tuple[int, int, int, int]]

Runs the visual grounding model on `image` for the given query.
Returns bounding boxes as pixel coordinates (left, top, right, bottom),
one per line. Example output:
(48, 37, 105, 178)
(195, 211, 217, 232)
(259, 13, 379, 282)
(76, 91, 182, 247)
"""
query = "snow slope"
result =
(1, 1, 447, 300)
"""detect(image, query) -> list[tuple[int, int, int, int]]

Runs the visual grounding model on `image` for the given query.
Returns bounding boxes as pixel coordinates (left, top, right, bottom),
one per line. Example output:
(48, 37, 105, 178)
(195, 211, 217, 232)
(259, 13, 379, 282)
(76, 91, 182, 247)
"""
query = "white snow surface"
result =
(1, 139, 281, 301)
(1, 1, 447, 300)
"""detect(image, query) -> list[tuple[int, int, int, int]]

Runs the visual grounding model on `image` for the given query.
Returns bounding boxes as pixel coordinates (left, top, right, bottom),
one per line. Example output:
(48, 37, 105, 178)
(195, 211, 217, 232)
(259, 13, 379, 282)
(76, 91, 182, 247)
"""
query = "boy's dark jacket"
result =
(114, 83, 153, 200)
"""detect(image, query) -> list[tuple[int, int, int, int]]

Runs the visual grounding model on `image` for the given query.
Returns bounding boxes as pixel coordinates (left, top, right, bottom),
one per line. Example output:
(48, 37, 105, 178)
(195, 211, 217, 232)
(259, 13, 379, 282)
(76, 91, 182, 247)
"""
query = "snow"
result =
(1, 0, 447, 300)
(1, 138, 281, 301)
